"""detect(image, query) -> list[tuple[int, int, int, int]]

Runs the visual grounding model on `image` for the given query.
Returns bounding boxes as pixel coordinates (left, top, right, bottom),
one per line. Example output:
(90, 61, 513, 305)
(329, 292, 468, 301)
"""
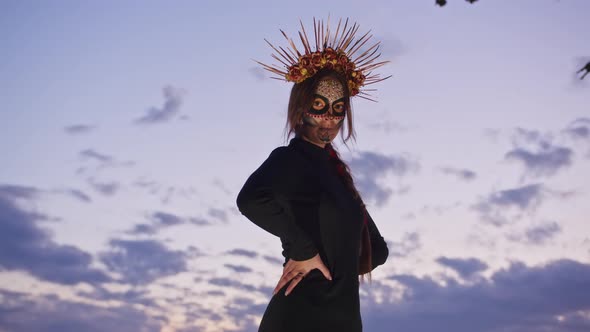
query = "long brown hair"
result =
(325, 143, 373, 283)
(284, 69, 373, 282)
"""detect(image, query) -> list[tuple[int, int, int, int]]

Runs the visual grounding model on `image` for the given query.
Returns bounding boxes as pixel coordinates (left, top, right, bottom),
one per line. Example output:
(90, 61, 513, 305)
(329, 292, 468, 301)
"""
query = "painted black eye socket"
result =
(332, 102, 346, 114)
(308, 95, 346, 118)
(312, 98, 326, 111)
(332, 98, 346, 116)
(308, 94, 330, 115)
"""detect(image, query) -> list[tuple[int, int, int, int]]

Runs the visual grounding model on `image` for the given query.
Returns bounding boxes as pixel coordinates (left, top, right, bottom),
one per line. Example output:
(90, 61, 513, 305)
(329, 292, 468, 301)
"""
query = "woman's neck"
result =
(299, 135, 327, 149)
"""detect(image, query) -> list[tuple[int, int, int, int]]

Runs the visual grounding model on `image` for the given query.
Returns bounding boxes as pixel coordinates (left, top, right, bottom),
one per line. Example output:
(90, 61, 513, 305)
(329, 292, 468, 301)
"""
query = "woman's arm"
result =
(366, 211, 389, 270)
(236, 147, 318, 261)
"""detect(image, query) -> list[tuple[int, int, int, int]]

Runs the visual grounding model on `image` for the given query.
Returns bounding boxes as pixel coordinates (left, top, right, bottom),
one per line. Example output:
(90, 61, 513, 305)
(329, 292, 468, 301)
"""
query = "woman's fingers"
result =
(317, 263, 333, 281)
(284, 272, 305, 296)
(272, 254, 333, 296)
(273, 268, 299, 295)
(272, 275, 288, 295)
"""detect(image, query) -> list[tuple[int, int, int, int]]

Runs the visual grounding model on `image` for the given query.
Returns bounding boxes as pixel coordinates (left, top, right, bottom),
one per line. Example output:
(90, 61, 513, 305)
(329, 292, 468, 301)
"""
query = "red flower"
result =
(337, 53, 349, 66)
(324, 48, 337, 61)
(311, 52, 323, 68)
(283, 46, 375, 96)
(287, 65, 305, 82)
(299, 55, 311, 67)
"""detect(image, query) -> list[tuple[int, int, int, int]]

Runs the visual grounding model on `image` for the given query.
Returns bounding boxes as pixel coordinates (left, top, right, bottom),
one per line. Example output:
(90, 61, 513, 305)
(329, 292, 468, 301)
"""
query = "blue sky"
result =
(1, 1, 589, 331)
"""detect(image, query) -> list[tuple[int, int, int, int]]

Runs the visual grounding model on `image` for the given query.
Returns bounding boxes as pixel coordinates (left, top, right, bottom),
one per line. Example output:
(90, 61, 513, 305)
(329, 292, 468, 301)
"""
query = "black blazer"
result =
(236, 137, 389, 331)
(236, 137, 388, 276)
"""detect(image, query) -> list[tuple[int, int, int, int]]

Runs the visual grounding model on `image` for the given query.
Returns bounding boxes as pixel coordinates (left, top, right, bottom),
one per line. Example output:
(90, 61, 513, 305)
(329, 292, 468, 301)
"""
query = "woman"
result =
(236, 18, 391, 332)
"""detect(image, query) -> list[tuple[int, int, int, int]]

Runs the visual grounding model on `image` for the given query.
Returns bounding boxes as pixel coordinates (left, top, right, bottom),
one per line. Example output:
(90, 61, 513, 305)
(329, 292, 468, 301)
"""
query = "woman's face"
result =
(300, 78, 346, 146)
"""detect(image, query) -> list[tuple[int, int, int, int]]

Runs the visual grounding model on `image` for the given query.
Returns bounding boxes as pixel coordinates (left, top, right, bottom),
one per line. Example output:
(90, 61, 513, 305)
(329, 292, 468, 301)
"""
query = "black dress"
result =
(236, 137, 389, 332)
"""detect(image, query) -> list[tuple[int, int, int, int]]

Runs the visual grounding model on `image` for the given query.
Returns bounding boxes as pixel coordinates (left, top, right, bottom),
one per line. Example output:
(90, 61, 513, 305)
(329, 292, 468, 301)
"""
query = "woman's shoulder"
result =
(266, 144, 303, 163)
(259, 144, 314, 177)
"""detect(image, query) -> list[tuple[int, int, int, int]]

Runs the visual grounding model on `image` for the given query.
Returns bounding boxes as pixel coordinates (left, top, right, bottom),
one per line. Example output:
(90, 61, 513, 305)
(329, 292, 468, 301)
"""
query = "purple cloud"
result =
(436, 256, 488, 279)
(63, 124, 96, 135)
(0, 185, 110, 285)
(134, 85, 186, 124)
(347, 150, 419, 207)
(360, 259, 590, 332)
(99, 239, 187, 284)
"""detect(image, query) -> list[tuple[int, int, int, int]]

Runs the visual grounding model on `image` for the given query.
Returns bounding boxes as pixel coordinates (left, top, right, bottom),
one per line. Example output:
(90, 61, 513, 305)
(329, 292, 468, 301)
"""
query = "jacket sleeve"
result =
(367, 211, 389, 270)
(236, 147, 318, 261)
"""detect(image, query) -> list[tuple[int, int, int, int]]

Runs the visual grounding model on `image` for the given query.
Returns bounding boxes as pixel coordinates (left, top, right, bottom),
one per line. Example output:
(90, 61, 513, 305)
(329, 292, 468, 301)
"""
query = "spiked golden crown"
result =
(255, 17, 392, 101)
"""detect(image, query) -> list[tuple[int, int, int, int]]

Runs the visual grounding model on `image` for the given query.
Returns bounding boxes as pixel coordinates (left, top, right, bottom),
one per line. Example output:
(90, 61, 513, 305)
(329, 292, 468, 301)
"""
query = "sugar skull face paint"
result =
(306, 78, 347, 120)
(300, 78, 347, 145)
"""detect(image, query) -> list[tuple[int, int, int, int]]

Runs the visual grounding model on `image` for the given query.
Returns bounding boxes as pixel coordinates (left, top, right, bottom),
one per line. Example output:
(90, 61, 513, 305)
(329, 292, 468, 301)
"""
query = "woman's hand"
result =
(273, 253, 332, 296)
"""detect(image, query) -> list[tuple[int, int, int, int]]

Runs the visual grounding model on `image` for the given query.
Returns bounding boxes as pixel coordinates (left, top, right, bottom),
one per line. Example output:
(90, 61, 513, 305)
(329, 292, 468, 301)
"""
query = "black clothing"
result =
(236, 137, 389, 332)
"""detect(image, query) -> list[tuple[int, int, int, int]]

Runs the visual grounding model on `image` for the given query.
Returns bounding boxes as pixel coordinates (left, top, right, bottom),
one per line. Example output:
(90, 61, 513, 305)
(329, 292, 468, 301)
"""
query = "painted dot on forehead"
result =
(315, 78, 345, 103)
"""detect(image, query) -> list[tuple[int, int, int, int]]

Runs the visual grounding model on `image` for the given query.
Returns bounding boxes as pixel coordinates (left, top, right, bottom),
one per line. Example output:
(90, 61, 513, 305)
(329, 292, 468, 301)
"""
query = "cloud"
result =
(262, 255, 284, 265)
(208, 277, 259, 293)
(505, 147, 573, 178)
(0, 290, 164, 332)
(223, 297, 268, 331)
(127, 211, 186, 235)
(248, 67, 266, 81)
(62, 188, 92, 202)
(225, 248, 259, 259)
(439, 166, 477, 181)
(347, 151, 419, 207)
(0, 185, 110, 285)
(134, 85, 186, 124)
(99, 239, 187, 284)
(360, 259, 590, 332)
(206, 289, 226, 297)
(76, 286, 158, 308)
(488, 184, 544, 209)
(563, 118, 590, 158)
(63, 124, 97, 135)
(373, 33, 407, 58)
(483, 128, 502, 142)
(79, 149, 113, 163)
(131, 177, 199, 204)
(208, 207, 228, 223)
(188, 216, 212, 226)
(212, 178, 233, 196)
(127, 211, 218, 235)
(150, 211, 184, 225)
(224, 263, 253, 273)
(86, 177, 120, 196)
(563, 118, 590, 140)
(78, 149, 135, 171)
(505, 127, 573, 178)
(508, 221, 562, 245)
(415, 202, 461, 217)
(194, 294, 265, 332)
(0, 184, 40, 200)
(472, 183, 545, 226)
(436, 256, 488, 279)
(512, 128, 553, 144)
(390, 232, 421, 258)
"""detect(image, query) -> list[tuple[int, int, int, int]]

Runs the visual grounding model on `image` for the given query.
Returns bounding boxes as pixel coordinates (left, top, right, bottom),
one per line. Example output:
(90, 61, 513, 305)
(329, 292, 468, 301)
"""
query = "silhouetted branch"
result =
(435, 0, 478, 6)
(577, 62, 590, 80)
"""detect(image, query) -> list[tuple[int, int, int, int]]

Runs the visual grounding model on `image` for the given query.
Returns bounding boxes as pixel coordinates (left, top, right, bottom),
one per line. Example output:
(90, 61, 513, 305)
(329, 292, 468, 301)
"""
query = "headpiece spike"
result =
(255, 17, 391, 99)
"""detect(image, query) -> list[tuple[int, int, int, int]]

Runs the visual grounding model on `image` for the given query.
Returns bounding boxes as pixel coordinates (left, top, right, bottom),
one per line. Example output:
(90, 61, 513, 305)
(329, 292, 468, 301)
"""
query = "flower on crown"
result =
(255, 17, 391, 101)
